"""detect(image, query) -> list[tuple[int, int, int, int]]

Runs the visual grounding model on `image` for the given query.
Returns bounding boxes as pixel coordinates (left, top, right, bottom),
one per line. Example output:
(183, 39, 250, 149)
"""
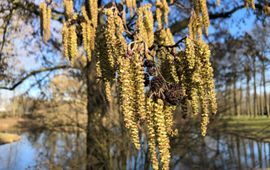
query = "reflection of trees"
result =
(169, 124, 270, 170)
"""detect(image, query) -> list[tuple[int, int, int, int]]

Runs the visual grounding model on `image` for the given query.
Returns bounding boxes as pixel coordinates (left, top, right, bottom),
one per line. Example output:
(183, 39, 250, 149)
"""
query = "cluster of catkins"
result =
(39, 0, 218, 169)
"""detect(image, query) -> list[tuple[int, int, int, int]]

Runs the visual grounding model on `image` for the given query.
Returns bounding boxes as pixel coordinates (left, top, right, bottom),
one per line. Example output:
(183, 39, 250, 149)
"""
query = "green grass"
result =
(214, 116, 270, 142)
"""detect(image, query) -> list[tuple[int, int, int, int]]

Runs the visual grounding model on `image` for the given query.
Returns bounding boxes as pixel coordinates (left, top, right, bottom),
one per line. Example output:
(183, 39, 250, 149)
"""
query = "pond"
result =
(0, 131, 270, 170)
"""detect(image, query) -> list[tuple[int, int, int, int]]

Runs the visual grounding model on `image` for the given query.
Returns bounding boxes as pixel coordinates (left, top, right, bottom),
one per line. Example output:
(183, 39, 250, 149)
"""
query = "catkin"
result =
(164, 105, 176, 136)
(154, 99, 170, 170)
(39, 3, 51, 43)
(62, 22, 69, 58)
(68, 25, 78, 64)
(143, 4, 154, 47)
(146, 98, 159, 170)
(199, 0, 210, 35)
(136, 7, 148, 44)
(89, 0, 98, 28)
(132, 53, 146, 120)
(198, 41, 217, 114)
(216, 0, 220, 6)
(105, 81, 112, 103)
(63, 0, 73, 17)
(119, 57, 140, 149)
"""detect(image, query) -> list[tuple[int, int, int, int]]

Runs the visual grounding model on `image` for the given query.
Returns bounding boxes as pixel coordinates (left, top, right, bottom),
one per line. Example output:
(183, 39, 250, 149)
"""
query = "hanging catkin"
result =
(39, 2, 51, 43)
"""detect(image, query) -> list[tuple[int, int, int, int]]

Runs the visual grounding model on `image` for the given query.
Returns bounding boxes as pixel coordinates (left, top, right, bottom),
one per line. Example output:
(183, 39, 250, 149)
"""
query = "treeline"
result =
(212, 23, 270, 117)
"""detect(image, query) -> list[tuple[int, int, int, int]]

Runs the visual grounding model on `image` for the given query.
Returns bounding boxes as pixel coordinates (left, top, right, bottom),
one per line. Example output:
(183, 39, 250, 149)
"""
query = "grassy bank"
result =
(215, 116, 270, 142)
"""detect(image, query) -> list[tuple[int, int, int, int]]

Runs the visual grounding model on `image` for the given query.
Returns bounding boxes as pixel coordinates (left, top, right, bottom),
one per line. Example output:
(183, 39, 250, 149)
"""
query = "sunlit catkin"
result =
(81, 21, 92, 60)
(216, 0, 220, 6)
(199, 0, 210, 35)
(132, 53, 146, 120)
(125, 0, 136, 16)
(185, 37, 196, 69)
(164, 105, 175, 136)
(104, 9, 116, 68)
(146, 98, 159, 170)
(39, 3, 51, 43)
(143, 4, 154, 47)
(89, 0, 98, 28)
(162, 0, 170, 25)
(68, 25, 78, 63)
(154, 99, 170, 170)
(198, 41, 217, 114)
(63, 0, 73, 17)
(119, 57, 140, 149)
(156, 0, 163, 30)
(136, 7, 148, 43)
(62, 22, 69, 58)
(105, 81, 112, 103)
(81, 5, 89, 21)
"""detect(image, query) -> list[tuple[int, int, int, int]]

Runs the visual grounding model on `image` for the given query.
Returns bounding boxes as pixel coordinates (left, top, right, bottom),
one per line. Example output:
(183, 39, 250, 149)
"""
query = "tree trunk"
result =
(261, 59, 269, 116)
(246, 75, 251, 116)
(85, 59, 108, 169)
(233, 76, 238, 116)
(252, 56, 257, 117)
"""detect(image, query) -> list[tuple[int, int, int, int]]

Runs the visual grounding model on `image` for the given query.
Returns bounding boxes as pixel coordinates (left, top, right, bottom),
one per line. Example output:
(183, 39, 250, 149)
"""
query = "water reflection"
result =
(0, 131, 270, 170)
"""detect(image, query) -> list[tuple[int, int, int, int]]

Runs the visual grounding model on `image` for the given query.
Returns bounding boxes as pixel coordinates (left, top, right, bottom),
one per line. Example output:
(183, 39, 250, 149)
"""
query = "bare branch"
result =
(0, 65, 73, 91)
(170, 3, 264, 34)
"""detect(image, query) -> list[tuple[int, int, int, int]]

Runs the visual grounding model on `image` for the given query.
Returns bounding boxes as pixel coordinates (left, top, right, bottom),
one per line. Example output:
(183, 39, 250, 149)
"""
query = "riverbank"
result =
(0, 114, 86, 134)
(215, 116, 270, 142)
(0, 117, 26, 132)
(0, 133, 21, 145)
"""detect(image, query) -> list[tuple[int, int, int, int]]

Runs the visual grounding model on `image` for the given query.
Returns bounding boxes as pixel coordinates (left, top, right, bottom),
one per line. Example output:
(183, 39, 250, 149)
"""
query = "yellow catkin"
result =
(63, 0, 73, 17)
(161, 0, 170, 25)
(105, 81, 112, 103)
(81, 5, 89, 21)
(132, 52, 146, 120)
(146, 98, 159, 170)
(185, 37, 196, 69)
(156, 0, 163, 30)
(200, 97, 209, 136)
(68, 25, 78, 63)
(119, 57, 140, 149)
(39, 3, 51, 43)
(216, 0, 220, 6)
(125, 0, 136, 16)
(154, 99, 170, 170)
(104, 9, 116, 68)
(89, 0, 98, 29)
(198, 41, 217, 114)
(96, 60, 102, 78)
(188, 10, 202, 40)
(199, 0, 210, 35)
(136, 7, 147, 41)
(45, 6, 51, 42)
(81, 21, 92, 60)
(62, 22, 69, 58)
(163, 106, 175, 136)
(158, 29, 178, 83)
(143, 4, 154, 47)
(251, 0, 255, 9)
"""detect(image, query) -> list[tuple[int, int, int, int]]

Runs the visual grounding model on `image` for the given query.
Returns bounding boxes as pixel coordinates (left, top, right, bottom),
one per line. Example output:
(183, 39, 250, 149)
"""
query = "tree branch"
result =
(0, 65, 72, 91)
(170, 3, 264, 34)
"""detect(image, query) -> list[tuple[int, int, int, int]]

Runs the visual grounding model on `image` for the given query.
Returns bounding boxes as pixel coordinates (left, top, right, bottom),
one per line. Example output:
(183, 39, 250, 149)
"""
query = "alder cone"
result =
(150, 76, 166, 98)
(150, 76, 184, 105)
(164, 83, 184, 105)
